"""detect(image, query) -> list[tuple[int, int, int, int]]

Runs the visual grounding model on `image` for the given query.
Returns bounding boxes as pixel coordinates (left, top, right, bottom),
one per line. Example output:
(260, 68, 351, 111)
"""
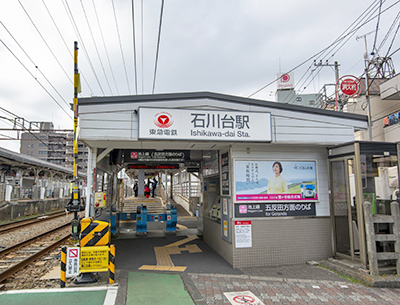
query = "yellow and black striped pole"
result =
(67, 41, 83, 241)
(109, 244, 115, 284)
(60, 246, 67, 288)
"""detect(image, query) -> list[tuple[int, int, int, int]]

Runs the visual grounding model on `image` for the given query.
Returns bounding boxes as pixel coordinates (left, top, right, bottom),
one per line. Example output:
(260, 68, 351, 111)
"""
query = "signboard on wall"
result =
(221, 152, 230, 195)
(125, 149, 190, 163)
(234, 160, 318, 202)
(235, 221, 252, 248)
(234, 202, 316, 218)
(221, 197, 231, 243)
(138, 108, 272, 142)
(276, 72, 294, 89)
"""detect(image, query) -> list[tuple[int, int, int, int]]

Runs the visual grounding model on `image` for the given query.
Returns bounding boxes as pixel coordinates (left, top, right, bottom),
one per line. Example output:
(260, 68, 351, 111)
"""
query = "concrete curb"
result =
(319, 259, 400, 288)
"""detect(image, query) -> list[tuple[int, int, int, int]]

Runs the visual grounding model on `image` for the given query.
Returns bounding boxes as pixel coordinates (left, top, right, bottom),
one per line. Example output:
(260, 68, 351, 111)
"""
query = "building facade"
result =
(20, 122, 88, 173)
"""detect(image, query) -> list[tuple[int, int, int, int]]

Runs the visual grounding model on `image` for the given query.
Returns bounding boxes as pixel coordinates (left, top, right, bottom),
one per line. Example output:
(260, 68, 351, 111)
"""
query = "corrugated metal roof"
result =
(0, 146, 86, 177)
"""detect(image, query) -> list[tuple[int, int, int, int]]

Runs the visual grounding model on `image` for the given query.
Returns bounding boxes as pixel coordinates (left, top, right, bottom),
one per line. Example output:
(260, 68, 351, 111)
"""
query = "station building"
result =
(77, 91, 399, 269)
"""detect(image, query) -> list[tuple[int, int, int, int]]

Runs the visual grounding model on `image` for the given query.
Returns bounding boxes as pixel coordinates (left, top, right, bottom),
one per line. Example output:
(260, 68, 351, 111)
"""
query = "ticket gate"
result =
(110, 204, 177, 235)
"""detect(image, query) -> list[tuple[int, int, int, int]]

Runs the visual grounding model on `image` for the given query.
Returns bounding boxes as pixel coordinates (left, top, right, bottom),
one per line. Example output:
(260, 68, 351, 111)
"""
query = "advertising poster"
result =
(235, 160, 318, 202)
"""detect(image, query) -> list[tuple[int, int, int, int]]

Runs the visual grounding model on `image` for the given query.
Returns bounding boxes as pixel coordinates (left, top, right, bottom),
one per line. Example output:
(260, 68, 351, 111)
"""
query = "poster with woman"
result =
(234, 160, 318, 202)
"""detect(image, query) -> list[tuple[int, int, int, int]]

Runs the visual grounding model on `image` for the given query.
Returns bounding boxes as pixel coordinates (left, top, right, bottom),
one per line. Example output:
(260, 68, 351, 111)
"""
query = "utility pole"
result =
(314, 60, 340, 109)
(357, 31, 375, 141)
(66, 41, 84, 241)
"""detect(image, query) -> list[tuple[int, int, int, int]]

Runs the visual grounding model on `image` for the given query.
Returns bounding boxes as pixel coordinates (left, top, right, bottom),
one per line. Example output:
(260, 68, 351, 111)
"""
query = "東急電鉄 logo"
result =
(154, 112, 173, 128)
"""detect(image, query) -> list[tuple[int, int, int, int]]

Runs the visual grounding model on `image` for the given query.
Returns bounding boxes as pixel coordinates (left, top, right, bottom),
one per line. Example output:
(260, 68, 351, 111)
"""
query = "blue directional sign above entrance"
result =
(138, 107, 272, 142)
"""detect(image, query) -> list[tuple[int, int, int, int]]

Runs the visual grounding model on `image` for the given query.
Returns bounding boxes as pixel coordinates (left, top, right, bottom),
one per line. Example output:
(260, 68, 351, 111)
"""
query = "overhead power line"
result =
(92, 0, 120, 95)
(152, 0, 165, 94)
(131, 0, 138, 95)
(0, 39, 73, 120)
(248, 0, 400, 99)
(80, 0, 113, 95)
(112, 0, 131, 94)
(42, 0, 94, 96)
(63, 0, 105, 95)
(17, 0, 73, 87)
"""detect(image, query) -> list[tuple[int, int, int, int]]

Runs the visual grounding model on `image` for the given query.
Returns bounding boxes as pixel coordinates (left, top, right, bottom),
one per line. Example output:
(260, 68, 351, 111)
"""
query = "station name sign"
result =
(138, 108, 272, 142)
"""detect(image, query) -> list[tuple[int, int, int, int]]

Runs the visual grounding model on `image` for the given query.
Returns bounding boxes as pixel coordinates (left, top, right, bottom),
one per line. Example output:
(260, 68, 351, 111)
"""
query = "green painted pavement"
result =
(127, 272, 194, 305)
(0, 290, 107, 305)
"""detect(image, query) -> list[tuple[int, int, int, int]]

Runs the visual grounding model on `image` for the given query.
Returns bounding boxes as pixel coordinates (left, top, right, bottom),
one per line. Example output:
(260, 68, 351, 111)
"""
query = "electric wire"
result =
(0, 21, 70, 110)
(0, 39, 72, 120)
(63, 0, 105, 96)
(293, 1, 381, 98)
(92, 0, 119, 95)
(377, 10, 400, 53)
(372, 0, 383, 54)
(17, 0, 73, 86)
(0, 107, 60, 150)
(152, 0, 165, 94)
(131, 0, 138, 95)
(41, 0, 94, 96)
(80, 0, 113, 95)
(248, 0, 391, 99)
(111, 0, 131, 94)
(141, 0, 144, 93)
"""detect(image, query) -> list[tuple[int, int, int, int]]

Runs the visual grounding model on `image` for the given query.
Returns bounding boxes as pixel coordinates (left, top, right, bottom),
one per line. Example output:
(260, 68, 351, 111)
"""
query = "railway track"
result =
(0, 223, 71, 283)
(0, 211, 68, 234)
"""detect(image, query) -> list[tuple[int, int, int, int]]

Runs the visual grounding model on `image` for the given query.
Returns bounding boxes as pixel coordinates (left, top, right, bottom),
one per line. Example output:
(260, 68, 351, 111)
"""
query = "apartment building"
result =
(20, 122, 88, 173)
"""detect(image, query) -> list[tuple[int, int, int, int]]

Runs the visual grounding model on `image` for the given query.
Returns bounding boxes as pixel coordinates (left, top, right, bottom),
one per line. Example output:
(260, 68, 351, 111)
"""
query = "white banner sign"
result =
(276, 72, 294, 89)
(138, 108, 271, 142)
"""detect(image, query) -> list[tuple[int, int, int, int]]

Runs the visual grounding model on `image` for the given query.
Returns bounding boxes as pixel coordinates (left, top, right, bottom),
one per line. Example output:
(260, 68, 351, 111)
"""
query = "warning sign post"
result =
(66, 247, 80, 277)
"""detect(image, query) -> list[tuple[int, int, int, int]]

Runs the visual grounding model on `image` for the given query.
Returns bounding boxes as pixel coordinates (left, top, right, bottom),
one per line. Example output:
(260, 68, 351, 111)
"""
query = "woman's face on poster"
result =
(273, 163, 281, 175)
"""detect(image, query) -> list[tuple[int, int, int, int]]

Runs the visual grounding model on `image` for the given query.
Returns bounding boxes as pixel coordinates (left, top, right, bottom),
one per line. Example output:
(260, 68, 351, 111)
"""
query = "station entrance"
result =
(107, 148, 224, 238)
(329, 141, 399, 268)
(78, 91, 372, 269)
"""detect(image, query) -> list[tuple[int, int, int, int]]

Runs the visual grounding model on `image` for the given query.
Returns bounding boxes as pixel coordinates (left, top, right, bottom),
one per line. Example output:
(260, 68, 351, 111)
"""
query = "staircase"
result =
(122, 196, 165, 215)
(363, 201, 400, 276)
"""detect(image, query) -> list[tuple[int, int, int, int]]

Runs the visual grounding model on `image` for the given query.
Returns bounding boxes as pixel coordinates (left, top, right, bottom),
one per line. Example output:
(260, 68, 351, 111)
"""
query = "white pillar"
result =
(86, 147, 97, 218)
(138, 169, 145, 196)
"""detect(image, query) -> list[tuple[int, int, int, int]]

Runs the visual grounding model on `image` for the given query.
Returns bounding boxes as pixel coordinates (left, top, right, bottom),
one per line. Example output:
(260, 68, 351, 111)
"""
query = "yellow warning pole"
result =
(60, 246, 67, 288)
(109, 244, 115, 284)
(66, 41, 84, 241)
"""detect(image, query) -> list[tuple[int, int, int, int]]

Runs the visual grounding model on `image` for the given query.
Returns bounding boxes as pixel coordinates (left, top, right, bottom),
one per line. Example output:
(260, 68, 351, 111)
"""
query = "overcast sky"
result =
(0, 0, 399, 152)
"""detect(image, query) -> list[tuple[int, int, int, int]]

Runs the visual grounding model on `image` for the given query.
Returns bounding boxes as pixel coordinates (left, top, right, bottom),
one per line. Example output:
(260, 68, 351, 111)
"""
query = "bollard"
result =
(109, 244, 115, 284)
(60, 246, 67, 288)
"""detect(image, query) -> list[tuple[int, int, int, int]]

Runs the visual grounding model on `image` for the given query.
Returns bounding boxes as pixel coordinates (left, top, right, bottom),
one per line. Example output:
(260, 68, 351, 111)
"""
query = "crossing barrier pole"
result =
(60, 246, 67, 288)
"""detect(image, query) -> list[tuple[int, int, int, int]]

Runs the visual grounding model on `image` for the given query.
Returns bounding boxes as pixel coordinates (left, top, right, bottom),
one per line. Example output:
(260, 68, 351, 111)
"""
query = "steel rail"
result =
(0, 233, 70, 283)
(0, 211, 68, 234)
(0, 223, 70, 256)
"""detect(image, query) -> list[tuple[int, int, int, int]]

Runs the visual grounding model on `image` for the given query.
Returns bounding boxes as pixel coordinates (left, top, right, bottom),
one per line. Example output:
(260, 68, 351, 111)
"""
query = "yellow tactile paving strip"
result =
(138, 265, 187, 272)
(138, 235, 201, 272)
(164, 235, 199, 247)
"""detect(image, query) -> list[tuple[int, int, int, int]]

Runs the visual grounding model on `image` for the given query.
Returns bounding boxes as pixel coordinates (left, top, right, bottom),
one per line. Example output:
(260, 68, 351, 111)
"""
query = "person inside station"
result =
(150, 176, 158, 198)
(144, 184, 150, 198)
(133, 180, 138, 197)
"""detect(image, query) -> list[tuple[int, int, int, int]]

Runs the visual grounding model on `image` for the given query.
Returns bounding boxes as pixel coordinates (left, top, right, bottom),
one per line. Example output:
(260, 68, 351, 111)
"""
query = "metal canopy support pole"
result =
(138, 169, 145, 196)
(86, 147, 97, 218)
(354, 142, 367, 267)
